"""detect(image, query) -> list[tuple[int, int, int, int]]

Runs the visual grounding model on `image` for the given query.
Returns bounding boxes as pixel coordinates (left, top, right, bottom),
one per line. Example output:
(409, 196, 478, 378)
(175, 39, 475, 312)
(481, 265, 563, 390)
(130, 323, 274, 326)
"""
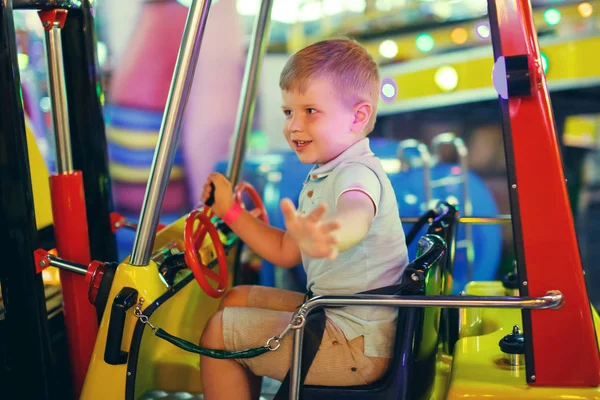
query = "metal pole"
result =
(43, 15, 73, 173)
(289, 327, 304, 400)
(431, 133, 474, 280)
(46, 255, 88, 276)
(130, 0, 213, 266)
(397, 139, 433, 208)
(454, 136, 474, 281)
(300, 291, 562, 313)
(401, 215, 512, 224)
(226, 0, 273, 186)
(40, 10, 98, 395)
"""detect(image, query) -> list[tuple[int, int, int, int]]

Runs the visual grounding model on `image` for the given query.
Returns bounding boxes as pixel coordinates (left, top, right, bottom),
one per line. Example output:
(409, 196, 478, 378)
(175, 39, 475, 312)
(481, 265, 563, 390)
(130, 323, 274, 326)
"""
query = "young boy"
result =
(199, 38, 408, 400)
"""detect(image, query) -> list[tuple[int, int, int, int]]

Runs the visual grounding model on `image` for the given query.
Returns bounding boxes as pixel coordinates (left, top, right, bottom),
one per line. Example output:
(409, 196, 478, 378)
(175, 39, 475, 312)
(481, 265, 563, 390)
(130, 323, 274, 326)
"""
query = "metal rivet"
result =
(522, 281, 528, 286)
(531, 375, 536, 380)
(127, 372, 132, 376)
(512, 184, 517, 189)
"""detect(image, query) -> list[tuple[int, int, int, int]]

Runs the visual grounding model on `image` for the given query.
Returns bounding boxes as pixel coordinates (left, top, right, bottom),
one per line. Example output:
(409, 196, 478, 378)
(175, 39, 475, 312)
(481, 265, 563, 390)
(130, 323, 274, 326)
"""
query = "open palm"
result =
(280, 198, 341, 260)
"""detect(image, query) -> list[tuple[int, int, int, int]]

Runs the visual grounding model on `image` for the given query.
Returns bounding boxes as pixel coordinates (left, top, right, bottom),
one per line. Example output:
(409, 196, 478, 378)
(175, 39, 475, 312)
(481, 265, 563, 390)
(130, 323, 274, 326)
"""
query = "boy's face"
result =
(281, 77, 364, 165)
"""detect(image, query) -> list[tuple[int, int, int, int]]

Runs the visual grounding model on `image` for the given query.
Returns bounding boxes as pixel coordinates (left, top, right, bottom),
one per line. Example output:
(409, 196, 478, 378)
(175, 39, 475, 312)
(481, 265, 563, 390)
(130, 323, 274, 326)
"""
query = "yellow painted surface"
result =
(445, 281, 600, 399)
(26, 118, 53, 230)
(81, 214, 238, 399)
(380, 36, 600, 105)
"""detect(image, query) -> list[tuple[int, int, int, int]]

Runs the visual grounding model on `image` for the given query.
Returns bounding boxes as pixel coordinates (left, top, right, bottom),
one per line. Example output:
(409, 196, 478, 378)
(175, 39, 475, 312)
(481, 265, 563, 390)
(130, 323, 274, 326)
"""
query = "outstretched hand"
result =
(280, 198, 341, 260)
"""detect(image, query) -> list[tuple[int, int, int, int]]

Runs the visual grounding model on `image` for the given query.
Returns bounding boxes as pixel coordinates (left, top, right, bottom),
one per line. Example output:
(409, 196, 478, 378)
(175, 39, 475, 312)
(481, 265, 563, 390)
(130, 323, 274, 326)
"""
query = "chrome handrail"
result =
(288, 290, 562, 399)
(402, 215, 512, 225)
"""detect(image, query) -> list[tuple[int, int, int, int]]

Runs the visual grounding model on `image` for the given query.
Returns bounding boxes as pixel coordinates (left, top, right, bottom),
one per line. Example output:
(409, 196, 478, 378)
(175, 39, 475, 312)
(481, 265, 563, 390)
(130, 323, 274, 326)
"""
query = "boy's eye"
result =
(283, 110, 292, 116)
(307, 108, 316, 114)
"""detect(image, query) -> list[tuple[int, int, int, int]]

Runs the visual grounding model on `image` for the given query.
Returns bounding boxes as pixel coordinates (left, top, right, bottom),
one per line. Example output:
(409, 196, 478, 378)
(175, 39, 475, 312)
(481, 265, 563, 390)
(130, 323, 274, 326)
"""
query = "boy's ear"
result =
(351, 102, 373, 133)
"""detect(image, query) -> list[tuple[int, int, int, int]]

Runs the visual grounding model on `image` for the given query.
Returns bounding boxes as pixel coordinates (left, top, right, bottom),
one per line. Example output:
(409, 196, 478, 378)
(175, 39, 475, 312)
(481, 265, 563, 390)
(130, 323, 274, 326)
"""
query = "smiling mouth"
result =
(293, 140, 312, 149)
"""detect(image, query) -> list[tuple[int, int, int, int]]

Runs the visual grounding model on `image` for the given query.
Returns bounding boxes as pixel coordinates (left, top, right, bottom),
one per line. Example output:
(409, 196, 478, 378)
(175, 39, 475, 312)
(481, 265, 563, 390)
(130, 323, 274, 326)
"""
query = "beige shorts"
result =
(221, 285, 389, 386)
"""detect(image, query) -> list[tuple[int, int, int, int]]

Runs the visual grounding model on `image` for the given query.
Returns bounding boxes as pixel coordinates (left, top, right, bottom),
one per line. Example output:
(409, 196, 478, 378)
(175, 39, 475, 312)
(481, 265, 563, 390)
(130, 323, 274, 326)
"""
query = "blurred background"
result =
(10, 0, 600, 306)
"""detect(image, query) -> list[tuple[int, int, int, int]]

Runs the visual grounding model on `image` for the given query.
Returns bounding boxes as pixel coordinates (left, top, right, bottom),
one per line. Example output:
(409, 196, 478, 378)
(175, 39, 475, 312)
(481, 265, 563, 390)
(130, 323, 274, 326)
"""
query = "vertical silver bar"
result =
(431, 133, 473, 280)
(455, 137, 474, 281)
(397, 139, 432, 208)
(419, 142, 432, 208)
(43, 21, 73, 174)
(130, 0, 213, 266)
(290, 327, 305, 400)
(226, 0, 273, 186)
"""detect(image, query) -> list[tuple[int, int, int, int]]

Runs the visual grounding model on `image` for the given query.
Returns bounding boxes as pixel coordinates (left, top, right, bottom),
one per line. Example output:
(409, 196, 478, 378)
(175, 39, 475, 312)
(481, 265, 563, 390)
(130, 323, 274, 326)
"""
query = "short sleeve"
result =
(333, 163, 382, 215)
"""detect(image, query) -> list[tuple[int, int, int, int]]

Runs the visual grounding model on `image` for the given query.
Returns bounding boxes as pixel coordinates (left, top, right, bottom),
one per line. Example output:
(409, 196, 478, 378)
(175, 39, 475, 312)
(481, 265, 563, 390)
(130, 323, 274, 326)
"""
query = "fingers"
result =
(200, 182, 213, 203)
(280, 198, 298, 224)
(319, 220, 340, 233)
(208, 172, 232, 186)
(307, 203, 327, 222)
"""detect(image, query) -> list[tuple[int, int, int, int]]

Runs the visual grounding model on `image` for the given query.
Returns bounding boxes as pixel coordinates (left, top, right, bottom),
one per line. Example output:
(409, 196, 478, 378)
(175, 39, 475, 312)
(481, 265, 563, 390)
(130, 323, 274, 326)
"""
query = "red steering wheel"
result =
(234, 182, 269, 224)
(184, 208, 228, 298)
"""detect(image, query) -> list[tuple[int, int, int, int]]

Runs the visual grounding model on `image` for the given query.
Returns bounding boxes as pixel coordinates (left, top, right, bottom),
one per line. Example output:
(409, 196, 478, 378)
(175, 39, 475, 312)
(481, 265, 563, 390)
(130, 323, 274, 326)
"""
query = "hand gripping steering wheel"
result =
(184, 185, 228, 298)
(183, 181, 268, 298)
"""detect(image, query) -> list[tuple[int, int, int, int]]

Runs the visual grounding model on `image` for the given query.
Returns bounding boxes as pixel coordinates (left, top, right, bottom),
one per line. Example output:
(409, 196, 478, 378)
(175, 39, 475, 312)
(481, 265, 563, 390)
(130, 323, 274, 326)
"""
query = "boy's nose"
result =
(289, 116, 303, 132)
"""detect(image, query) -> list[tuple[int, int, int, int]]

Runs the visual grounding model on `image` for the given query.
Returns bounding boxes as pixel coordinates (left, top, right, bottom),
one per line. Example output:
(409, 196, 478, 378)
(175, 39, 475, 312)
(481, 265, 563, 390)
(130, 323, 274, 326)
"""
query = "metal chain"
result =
(265, 312, 306, 351)
(133, 297, 307, 351)
(134, 298, 158, 334)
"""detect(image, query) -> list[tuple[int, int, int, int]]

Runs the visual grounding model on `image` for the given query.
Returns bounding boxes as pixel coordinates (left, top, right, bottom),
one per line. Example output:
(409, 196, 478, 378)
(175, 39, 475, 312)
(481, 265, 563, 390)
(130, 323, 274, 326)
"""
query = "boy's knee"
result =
(200, 310, 225, 349)
(218, 285, 253, 310)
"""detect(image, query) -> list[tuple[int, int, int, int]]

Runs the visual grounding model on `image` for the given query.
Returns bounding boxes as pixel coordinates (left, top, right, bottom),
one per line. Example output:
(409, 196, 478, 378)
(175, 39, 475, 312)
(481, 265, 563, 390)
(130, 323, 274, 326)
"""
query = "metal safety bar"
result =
(227, 0, 273, 186)
(397, 139, 432, 207)
(13, 0, 83, 10)
(431, 132, 474, 279)
(41, 254, 87, 276)
(288, 290, 563, 399)
(130, 0, 213, 266)
(402, 215, 512, 225)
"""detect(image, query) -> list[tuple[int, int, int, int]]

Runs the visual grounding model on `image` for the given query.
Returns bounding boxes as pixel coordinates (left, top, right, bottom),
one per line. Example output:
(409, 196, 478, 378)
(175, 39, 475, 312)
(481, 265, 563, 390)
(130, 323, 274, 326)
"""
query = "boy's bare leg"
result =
(218, 285, 254, 311)
(200, 311, 262, 400)
(219, 284, 305, 312)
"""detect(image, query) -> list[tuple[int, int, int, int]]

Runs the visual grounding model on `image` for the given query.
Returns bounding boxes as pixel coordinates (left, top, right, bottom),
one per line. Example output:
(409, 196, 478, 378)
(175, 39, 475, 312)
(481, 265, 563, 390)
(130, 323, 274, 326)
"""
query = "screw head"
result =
(512, 184, 517, 189)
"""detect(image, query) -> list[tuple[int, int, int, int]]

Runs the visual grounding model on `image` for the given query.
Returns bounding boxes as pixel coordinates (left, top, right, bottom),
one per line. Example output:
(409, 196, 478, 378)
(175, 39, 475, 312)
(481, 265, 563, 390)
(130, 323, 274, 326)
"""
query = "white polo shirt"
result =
(298, 138, 409, 358)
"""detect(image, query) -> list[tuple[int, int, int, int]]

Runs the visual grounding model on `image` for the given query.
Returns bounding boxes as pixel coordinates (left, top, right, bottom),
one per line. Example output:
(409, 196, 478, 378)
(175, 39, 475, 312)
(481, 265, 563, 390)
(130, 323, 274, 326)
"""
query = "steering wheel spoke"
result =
(184, 209, 228, 298)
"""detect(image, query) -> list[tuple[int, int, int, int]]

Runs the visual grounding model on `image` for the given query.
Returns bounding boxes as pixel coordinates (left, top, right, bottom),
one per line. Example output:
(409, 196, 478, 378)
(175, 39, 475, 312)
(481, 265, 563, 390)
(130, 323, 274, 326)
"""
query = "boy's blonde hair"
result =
(279, 38, 380, 135)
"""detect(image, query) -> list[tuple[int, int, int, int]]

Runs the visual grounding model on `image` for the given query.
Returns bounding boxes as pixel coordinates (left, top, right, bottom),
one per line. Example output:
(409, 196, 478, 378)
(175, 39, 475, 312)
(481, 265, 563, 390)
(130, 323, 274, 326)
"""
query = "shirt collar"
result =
(305, 138, 374, 182)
